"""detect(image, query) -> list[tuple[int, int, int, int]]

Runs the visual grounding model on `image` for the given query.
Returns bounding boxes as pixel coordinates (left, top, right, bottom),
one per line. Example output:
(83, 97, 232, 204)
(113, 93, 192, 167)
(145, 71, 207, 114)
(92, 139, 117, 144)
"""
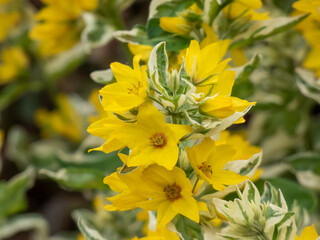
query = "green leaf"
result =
(39, 167, 106, 190)
(148, 42, 169, 89)
(73, 210, 104, 240)
(261, 182, 279, 205)
(0, 81, 42, 111)
(150, 0, 196, 19)
(285, 152, 320, 175)
(0, 168, 35, 218)
(202, 0, 233, 25)
(81, 13, 115, 49)
(7, 127, 122, 173)
(146, 18, 165, 38)
(0, 213, 48, 240)
(273, 0, 296, 13)
(44, 43, 86, 81)
(244, 181, 259, 203)
(114, 25, 149, 45)
(56, 150, 122, 173)
(233, 54, 261, 82)
(114, 25, 190, 52)
(230, 14, 308, 49)
(174, 215, 204, 240)
(90, 69, 114, 85)
(257, 178, 318, 213)
(296, 68, 320, 104)
(78, 218, 105, 240)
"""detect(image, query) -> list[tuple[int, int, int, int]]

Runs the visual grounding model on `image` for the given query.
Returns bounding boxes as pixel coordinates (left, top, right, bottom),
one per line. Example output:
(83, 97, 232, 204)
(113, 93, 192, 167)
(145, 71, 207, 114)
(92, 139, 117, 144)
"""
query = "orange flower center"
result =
(199, 162, 213, 178)
(150, 132, 167, 148)
(164, 183, 182, 201)
(127, 82, 141, 95)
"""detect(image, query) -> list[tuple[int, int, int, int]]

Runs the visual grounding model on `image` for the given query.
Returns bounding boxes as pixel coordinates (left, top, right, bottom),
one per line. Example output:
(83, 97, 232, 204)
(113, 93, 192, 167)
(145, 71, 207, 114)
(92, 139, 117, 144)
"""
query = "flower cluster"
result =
(88, 39, 263, 238)
(29, 0, 98, 56)
(2, 0, 320, 239)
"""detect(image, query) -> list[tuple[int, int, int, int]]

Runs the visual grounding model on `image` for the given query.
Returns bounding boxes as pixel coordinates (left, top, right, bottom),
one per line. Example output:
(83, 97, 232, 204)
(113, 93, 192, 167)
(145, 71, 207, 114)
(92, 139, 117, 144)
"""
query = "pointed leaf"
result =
(230, 14, 308, 49)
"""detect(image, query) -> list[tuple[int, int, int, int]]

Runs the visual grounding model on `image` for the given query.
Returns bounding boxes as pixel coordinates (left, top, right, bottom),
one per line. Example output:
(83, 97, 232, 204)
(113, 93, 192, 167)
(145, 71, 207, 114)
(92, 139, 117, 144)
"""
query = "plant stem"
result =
(192, 178, 200, 193)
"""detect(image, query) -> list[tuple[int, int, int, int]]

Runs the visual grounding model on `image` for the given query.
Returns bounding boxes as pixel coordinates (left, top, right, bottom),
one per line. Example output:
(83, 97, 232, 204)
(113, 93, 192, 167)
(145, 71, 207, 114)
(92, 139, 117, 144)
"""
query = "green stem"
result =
(192, 178, 200, 193)
(208, 0, 234, 25)
(171, 115, 178, 124)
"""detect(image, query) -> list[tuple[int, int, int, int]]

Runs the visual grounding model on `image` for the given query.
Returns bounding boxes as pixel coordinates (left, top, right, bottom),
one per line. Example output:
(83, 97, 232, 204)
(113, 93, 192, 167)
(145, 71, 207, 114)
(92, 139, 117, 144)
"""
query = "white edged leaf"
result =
(0, 214, 48, 240)
(148, 41, 170, 89)
(231, 54, 261, 81)
(81, 13, 115, 49)
(231, 14, 308, 49)
(0, 168, 35, 218)
(78, 218, 105, 240)
(296, 171, 320, 192)
(113, 26, 148, 45)
(44, 43, 86, 80)
(39, 168, 105, 190)
(224, 152, 262, 178)
(90, 69, 114, 84)
(148, 0, 171, 19)
(205, 104, 254, 137)
(242, 181, 260, 205)
(296, 68, 320, 104)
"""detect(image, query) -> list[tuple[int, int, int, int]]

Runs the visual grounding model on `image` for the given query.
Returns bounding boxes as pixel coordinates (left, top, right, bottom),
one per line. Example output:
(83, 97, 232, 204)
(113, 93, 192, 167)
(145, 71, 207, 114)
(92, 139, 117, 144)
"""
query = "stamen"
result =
(199, 162, 213, 178)
(164, 183, 182, 201)
(150, 132, 167, 148)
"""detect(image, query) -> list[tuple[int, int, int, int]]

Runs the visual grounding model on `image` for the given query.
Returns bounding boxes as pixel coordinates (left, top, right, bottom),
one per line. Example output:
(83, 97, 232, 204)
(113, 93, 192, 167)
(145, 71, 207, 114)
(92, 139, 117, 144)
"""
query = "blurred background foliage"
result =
(0, 0, 319, 239)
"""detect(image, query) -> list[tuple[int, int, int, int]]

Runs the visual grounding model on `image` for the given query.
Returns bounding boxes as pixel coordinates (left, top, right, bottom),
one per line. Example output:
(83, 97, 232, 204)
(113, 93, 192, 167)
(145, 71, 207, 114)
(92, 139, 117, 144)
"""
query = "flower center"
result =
(164, 183, 182, 201)
(127, 82, 141, 95)
(199, 162, 213, 178)
(150, 132, 167, 148)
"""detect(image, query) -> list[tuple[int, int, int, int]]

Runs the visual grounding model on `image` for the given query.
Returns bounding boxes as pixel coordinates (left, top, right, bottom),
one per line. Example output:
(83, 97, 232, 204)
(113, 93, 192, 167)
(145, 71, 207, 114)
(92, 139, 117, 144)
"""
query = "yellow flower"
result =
(135, 210, 180, 240)
(0, 46, 29, 85)
(304, 46, 320, 77)
(230, 48, 247, 66)
(0, 12, 20, 42)
(131, 226, 180, 240)
(295, 225, 319, 240)
(199, 70, 254, 119)
(103, 166, 147, 211)
(199, 23, 219, 48)
(30, 22, 80, 56)
(293, 0, 320, 17)
(35, 94, 83, 142)
(186, 137, 248, 191)
(87, 112, 127, 154)
(293, 10, 320, 47)
(128, 43, 153, 62)
(29, 0, 98, 56)
(104, 164, 199, 228)
(292, 2, 320, 76)
(88, 89, 107, 123)
(76, 234, 85, 240)
(99, 55, 148, 112)
(136, 165, 199, 228)
(215, 131, 261, 160)
(185, 40, 231, 88)
(223, 0, 269, 21)
(111, 104, 192, 170)
(0, 0, 21, 42)
(160, 17, 193, 35)
(159, 3, 202, 35)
